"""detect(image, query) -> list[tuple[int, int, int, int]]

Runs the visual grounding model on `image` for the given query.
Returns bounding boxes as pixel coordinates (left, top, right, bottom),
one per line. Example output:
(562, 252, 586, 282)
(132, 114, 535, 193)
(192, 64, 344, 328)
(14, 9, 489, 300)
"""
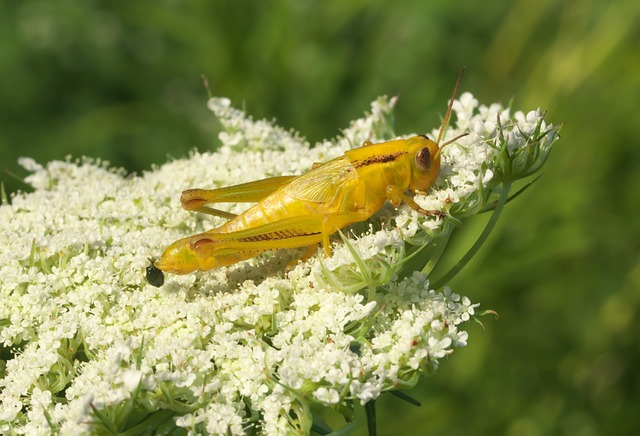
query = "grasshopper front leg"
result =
(385, 185, 446, 218)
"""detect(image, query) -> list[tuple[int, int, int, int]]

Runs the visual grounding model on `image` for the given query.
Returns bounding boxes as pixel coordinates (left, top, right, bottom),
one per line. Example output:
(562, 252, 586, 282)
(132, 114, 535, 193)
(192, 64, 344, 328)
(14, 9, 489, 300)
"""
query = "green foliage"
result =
(2, 0, 638, 434)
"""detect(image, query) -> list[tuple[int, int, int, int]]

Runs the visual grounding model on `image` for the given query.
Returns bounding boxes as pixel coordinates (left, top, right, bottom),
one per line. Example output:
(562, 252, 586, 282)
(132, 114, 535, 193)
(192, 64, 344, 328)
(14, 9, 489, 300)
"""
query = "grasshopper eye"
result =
(415, 147, 431, 171)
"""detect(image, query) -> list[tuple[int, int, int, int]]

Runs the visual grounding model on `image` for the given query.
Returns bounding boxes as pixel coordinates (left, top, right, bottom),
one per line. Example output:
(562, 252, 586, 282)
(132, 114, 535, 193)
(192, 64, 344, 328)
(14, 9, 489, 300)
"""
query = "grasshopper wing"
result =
(284, 156, 358, 203)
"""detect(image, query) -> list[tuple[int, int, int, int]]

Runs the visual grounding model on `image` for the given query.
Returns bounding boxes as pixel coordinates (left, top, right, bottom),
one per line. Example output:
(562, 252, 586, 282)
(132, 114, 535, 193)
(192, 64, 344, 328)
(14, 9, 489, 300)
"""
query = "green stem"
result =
(365, 400, 377, 436)
(431, 181, 512, 289)
(422, 230, 451, 276)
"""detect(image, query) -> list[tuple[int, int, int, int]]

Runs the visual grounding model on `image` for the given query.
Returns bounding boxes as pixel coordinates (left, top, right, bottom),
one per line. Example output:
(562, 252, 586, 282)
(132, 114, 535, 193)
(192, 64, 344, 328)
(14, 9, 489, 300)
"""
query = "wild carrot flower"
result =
(0, 88, 558, 434)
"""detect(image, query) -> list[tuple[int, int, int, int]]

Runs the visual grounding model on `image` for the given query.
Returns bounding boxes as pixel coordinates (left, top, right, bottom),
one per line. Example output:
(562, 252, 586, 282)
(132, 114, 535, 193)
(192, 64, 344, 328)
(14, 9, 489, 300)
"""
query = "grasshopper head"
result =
(407, 135, 442, 193)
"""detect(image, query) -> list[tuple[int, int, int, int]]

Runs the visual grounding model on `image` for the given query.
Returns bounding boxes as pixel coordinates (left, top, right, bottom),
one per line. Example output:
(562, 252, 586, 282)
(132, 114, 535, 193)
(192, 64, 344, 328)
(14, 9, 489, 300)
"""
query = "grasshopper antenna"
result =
(201, 74, 213, 99)
(434, 67, 467, 159)
(436, 67, 465, 146)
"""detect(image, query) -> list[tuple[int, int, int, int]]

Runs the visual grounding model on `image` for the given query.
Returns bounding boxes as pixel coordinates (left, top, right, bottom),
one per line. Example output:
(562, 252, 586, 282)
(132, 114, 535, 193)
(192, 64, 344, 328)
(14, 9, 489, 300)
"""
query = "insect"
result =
(147, 69, 467, 285)
(145, 258, 165, 287)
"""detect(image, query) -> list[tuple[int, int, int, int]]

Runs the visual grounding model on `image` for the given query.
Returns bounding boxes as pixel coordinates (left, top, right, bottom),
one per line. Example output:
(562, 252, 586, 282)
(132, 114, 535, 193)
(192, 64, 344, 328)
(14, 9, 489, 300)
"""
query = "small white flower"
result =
(313, 387, 341, 404)
(18, 156, 43, 172)
(122, 369, 144, 392)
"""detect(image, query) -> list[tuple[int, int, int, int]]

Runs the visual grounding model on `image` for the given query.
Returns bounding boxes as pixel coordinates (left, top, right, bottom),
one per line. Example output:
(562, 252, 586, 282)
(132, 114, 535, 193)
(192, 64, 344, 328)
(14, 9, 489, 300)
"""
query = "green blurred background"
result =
(2, 0, 639, 434)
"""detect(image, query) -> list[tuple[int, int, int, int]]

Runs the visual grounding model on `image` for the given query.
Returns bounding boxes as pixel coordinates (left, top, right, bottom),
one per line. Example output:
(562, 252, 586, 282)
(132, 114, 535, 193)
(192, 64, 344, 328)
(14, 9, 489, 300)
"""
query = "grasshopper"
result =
(147, 69, 467, 284)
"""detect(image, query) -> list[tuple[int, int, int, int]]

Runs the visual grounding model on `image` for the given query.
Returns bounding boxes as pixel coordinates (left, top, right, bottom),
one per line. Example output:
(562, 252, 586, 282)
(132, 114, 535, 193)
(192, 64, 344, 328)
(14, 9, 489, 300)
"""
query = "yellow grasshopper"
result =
(147, 70, 467, 284)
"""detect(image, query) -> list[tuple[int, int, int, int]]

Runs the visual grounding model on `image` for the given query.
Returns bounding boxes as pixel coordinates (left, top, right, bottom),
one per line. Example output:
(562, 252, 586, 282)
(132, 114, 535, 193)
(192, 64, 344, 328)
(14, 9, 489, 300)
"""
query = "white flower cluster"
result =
(0, 90, 557, 434)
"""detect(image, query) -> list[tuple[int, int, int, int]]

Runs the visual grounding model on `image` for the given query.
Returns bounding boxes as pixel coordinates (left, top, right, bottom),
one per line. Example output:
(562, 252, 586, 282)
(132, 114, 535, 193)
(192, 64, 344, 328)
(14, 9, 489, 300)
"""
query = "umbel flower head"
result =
(0, 86, 558, 434)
